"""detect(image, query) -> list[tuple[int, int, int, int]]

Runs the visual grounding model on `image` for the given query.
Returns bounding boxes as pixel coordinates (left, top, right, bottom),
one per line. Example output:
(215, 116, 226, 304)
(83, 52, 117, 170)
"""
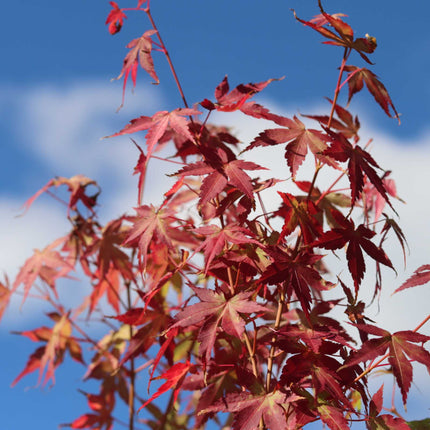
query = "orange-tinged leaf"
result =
(13, 236, 74, 304)
(114, 29, 159, 107)
(12, 313, 84, 386)
(22, 175, 99, 215)
(0, 277, 11, 322)
(138, 360, 194, 411)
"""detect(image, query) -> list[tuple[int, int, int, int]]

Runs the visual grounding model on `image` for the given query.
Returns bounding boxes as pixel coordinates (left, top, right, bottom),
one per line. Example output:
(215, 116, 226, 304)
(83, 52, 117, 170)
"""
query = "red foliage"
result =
(5, 1, 430, 430)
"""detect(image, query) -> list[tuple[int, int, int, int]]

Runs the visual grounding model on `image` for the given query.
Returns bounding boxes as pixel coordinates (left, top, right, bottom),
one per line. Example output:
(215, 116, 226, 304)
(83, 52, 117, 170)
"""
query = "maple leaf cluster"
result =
(4, 1, 430, 430)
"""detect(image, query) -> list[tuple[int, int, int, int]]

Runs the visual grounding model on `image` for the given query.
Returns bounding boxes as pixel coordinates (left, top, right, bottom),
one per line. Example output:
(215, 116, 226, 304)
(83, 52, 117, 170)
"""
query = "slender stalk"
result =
(125, 280, 136, 430)
(243, 330, 259, 379)
(144, 8, 190, 110)
(159, 388, 176, 429)
(306, 162, 322, 201)
(265, 288, 285, 392)
(327, 48, 350, 129)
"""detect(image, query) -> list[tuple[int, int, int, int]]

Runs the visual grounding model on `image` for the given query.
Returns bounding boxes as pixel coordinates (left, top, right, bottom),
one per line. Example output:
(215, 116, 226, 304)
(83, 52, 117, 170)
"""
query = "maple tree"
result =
(3, 1, 430, 429)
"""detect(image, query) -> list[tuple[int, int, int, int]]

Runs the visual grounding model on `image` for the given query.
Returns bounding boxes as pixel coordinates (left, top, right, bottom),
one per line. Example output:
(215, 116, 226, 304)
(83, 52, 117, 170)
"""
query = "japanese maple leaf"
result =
(22, 175, 98, 215)
(170, 286, 265, 364)
(13, 236, 74, 303)
(119, 311, 171, 366)
(67, 391, 114, 430)
(114, 29, 160, 107)
(311, 210, 393, 291)
(0, 277, 11, 322)
(201, 390, 299, 430)
(294, 5, 377, 64)
(138, 360, 194, 411)
(344, 324, 430, 404)
(89, 265, 121, 314)
(123, 205, 176, 265)
(394, 265, 430, 295)
(292, 180, 351, 229)
(247, 115, 337, 177)
(105, 1, 127, 35)
(304, 99, 360, 142)
(323, 129, 391, 206)
(174, 147, 265, 206)
(344, 66, 400, 123)
(280, 348, 354, 411)
(317, 404, 350, 430)
(202, 75, 281, 113)
(363, 173, 398, 221)
(192, 224, 260, 273)
(12, 313, 84, 387)
(367, 386, 411, 430)
(258, 248, 332, 316)
(107, 108, 200, 159)
(86, 218, 134, 282)
(276, 192, 323, 245)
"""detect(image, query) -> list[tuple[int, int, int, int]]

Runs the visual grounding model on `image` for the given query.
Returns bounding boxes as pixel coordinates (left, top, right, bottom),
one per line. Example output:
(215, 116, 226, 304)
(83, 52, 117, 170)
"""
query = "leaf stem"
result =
(327, 48, 350, 129)
(125, 280, 136, 430)
(265, 288, 285, 392)
(144, 8, 190, 110)
(243, 330, 259, 379)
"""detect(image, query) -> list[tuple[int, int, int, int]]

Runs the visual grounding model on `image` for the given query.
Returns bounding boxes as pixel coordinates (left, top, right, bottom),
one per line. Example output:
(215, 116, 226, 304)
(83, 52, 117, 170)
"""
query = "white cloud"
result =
(2, 82, 430, 358)
(1, 82, 430, 421)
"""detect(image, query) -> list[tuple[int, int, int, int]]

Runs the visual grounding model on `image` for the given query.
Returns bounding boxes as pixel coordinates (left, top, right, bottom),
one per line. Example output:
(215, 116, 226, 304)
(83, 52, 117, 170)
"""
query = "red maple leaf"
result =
(170, 285, 265, 364)
(0, 277, 11, 323)
(323, 129, 391, 206)
(304, 99, 360, 142)
(294, 6, 377, 64)
(22, 175, 99, 216)
(13, 236, 74, 303)
(138, 360, 194, 411)
(86, 218, 133, 281)
(114, 30, 160, 107)
(67, 390, 114, 430)
(89, 266, 121, 314)
(247, 115, 337, 177)
(317, 404, 350, 430)
(362, 172, 398, 221)
(174, 147, 265, 206)
(275, 192, 323, 245)
(394, 265, 430, 295)
(201, 390, 299, 430)
(311, 210, 393, 291)
(105, 1, 127, 35)
(192, 224, 260, 273)
(203, 75, 281, 113)
(344, 324, 430, 404)
(123, 205, 182, 265)
(258, 248, 332, 316)
(107, 108, 200, 158)
(12, 313, 84, 387)
(344, 66, 400, 123)
(366, 386, 411, 430)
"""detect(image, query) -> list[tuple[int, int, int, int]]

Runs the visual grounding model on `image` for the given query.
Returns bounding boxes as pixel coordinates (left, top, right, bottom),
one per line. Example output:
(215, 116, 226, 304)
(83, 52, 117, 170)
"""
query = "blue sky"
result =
(1, 1, 430, 428)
